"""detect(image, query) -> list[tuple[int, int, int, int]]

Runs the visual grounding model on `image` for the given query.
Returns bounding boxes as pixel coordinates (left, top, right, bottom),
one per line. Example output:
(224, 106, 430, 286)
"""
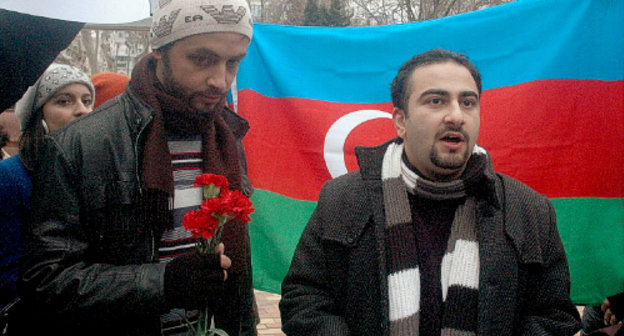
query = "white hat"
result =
(150, 0, 253, 50)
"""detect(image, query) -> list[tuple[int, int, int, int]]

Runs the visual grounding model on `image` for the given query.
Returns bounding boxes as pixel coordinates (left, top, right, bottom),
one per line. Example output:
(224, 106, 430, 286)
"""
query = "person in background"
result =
(90, 71, 130, 109)
(280, 49, 581, 336)
(0, 108, 20, 160)
(580, 292, 624, 336)
(0, 63, 94, 333)
(20, 0, 256, 334)
(581, 305, 611, 335)
(602, 293, 624, 332)
(0, 126, 9, 160)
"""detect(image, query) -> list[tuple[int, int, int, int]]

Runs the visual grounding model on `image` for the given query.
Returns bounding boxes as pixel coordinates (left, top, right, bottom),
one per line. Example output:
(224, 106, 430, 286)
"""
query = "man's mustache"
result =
(435, 126, 470, 143)
(199, 86, 227, 97)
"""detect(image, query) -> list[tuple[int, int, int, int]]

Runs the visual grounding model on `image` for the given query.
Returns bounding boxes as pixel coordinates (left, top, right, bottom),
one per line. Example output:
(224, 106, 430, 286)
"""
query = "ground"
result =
(255, 290, 284, 335)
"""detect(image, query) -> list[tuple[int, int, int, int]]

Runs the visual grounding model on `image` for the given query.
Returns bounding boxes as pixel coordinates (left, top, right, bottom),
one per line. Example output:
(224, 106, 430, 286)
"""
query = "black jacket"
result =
(280, 140, 581, 336)
(20, 88, 255, 335)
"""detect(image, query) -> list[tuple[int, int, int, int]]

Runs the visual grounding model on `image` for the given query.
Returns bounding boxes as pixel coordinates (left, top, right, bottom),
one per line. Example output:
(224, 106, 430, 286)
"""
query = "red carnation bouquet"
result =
(183, 173, 254, 254)
(181, 173, 254, 335)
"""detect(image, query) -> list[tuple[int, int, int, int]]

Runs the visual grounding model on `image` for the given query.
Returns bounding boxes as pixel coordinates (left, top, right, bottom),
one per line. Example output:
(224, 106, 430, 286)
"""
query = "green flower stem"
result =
(208, 224, 224, 252)
(203, 184, 221, 199)
(196, 220, 229, 255)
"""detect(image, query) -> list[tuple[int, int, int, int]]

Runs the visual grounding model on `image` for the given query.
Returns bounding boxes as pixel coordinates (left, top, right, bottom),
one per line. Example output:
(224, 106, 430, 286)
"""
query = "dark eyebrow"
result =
(419, 89, 479, 100)
(191, 48, 247, 60)
(231, 53, 247, 61)
(189, 48, 219, 57)
(460, 91, 480, 99)
(52, 92, 72, 99)
(419, 89, 450, 99)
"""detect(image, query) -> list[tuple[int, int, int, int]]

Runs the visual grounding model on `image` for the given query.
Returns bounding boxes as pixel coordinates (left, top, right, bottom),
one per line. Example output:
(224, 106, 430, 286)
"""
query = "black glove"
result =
(164, 252, 225, 310)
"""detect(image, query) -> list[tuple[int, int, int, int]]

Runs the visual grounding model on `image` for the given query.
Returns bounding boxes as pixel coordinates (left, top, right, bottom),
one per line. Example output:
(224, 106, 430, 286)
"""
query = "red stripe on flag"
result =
(480, 80, 624, 198)
(239, 79, 624, 201)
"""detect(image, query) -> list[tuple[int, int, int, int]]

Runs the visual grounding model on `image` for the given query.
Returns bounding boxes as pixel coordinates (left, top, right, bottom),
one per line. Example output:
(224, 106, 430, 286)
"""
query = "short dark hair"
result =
(390, 49, 482, 111)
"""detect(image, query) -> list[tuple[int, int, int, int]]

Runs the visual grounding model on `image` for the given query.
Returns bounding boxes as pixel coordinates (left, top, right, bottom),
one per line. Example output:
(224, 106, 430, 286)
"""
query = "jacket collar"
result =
(354, 138, 396, 181)
(123, 86, 155, 134)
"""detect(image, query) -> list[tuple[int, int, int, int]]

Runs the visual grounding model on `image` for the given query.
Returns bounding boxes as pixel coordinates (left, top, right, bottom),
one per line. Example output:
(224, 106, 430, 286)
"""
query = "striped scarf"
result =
(382, 140, 491, 336)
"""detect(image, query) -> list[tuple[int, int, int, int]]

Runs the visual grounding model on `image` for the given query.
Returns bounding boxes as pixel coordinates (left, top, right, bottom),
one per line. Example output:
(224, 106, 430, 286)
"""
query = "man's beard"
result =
(160, 55, 226, 114)
(430, 147, 471, 170)
(429, 128, 471, 170)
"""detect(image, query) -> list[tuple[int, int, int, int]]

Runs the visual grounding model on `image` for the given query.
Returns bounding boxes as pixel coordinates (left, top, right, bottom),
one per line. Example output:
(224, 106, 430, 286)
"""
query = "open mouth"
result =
(440, 132, 464, 143)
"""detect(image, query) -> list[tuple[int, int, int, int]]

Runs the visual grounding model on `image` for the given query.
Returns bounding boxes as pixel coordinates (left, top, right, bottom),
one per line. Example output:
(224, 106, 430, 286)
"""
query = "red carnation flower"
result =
(182, 209, 220, 239)
(228, 190, 255, 223)
(194, 173, 229, 189)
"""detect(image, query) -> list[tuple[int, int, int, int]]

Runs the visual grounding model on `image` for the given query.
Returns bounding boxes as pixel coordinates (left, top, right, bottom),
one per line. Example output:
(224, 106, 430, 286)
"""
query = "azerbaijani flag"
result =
(236, 0, 624, 305)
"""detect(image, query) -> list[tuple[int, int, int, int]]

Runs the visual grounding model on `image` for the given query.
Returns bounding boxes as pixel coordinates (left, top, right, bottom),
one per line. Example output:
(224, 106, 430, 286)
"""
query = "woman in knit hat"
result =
(0, 63, 94, 333)
(14, 63, 95, 170)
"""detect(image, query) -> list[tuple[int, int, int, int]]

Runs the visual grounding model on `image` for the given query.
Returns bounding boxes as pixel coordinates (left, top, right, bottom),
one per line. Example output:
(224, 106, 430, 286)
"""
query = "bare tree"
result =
(55, 28, 149, 76)
(54, 30, 89, 72)
(126, 31, 150, 71)
(259, 0, 307, 25)
(350, 0, 513, 26)
(81, 30, 100, 73)
(350, 0, 390, 25)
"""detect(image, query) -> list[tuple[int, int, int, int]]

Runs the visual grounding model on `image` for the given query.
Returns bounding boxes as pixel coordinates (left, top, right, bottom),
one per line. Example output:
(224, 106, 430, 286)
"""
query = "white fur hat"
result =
(150, 0, 253, 50)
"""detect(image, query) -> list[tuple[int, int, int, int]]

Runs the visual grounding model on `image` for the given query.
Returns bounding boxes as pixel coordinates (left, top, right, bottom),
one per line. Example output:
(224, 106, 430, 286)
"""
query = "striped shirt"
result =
(160, 135, 203, 335)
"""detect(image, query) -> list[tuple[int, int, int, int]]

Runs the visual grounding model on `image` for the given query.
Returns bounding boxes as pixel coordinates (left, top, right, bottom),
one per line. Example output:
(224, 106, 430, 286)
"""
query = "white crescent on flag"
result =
(323, 110, 392, 178)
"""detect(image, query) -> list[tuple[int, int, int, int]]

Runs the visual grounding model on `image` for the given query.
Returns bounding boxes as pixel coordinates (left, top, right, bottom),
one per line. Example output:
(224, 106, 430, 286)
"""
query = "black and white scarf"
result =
(382, 139, 494, 336)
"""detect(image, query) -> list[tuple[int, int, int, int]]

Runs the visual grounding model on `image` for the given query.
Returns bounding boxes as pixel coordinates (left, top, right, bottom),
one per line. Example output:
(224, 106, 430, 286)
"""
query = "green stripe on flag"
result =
(250, 190, 624, 304)
(553, 197, 624, 305)
(249, 189, 316, 294)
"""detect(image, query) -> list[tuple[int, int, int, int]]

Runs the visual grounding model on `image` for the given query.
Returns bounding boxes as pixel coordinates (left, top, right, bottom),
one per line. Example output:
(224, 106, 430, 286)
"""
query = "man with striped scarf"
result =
(280, 49, 581, 336)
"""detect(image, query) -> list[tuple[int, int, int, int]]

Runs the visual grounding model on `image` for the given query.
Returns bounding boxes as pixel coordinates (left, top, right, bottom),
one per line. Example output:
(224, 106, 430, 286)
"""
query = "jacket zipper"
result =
(134, 115, 151, 196)
(135, 114, 157, 262)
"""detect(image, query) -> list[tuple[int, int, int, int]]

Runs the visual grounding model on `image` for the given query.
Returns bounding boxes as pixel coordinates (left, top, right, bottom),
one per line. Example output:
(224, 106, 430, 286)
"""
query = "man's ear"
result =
(393, 107, 407, 139)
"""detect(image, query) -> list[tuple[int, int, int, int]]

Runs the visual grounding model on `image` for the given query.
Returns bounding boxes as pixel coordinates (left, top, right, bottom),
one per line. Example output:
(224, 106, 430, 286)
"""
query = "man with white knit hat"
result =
(20, 0, 256, 335)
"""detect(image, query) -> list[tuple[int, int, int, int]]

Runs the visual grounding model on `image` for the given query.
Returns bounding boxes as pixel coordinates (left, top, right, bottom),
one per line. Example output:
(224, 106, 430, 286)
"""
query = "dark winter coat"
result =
(19, 88, 255, 335)
(280, 140, 581, 336)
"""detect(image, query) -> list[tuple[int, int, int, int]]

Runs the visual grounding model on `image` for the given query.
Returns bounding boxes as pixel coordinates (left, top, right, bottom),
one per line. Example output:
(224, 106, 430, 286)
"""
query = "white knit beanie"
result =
(150, 0, 253, 50)
(14, 64, 95, 131)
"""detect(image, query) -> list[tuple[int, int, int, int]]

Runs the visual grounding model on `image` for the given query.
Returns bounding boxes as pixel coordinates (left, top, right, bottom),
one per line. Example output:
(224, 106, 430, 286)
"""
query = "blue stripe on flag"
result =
(237, 0, 624, 103)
